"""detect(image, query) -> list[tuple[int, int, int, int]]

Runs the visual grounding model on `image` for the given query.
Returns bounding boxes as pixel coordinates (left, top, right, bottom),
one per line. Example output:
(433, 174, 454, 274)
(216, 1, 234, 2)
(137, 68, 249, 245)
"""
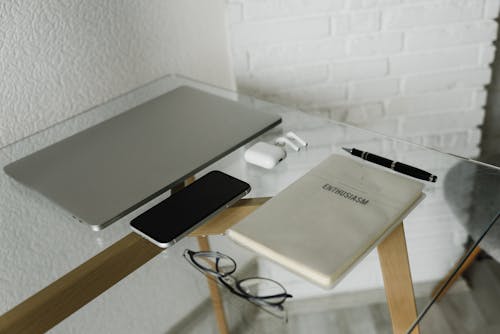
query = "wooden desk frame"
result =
(0, 187, 419, 334)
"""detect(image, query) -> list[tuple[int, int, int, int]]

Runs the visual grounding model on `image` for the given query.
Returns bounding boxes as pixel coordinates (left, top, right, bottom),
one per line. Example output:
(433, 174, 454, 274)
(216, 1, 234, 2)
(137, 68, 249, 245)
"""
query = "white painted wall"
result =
(228, 0, 499, 158)
(0, 1, 236, 333)
(0, 0, 235, 149)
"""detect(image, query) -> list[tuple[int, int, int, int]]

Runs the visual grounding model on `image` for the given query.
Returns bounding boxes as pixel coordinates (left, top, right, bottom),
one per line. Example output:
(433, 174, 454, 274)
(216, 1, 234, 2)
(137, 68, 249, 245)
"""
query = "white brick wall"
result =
(228, 0, 500, 158)
(226, 0, 499, 299)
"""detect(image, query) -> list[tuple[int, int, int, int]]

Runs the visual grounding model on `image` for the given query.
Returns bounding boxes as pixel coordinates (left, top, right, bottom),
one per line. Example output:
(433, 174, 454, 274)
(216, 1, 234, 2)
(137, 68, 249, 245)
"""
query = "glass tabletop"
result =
(0, 74, 499, 334)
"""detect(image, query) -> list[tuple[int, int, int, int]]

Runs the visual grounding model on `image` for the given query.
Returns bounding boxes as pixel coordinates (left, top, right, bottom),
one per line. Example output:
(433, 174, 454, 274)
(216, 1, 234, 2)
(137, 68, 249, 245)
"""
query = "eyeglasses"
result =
(183, 249, 293, 321)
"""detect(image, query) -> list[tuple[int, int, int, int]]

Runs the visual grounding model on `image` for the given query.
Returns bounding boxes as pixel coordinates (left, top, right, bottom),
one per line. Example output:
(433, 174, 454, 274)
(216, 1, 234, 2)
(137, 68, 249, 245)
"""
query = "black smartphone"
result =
(130, 171, 251, 248)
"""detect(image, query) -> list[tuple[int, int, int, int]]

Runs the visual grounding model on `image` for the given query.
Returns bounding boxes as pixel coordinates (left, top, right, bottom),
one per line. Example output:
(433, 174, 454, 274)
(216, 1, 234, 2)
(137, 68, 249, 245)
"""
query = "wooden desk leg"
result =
(0, 176, 254, 333)
(0, 233, 163, 334)
(179, 176, 229, 333)
(197, 236, 230, 334)
(432, 245, 481, 301)
(377, 223, 420, 334)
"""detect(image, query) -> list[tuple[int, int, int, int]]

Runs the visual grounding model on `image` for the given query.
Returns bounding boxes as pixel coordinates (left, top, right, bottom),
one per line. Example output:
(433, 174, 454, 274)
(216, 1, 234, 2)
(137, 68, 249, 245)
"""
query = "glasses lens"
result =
(237, 277, 289, 304)
(192, 252, 236, 276)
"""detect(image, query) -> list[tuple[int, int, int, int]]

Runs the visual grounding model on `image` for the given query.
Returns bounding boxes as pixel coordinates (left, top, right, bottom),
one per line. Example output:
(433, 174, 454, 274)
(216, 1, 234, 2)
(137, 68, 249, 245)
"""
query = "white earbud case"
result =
(244, 142, 286, 169)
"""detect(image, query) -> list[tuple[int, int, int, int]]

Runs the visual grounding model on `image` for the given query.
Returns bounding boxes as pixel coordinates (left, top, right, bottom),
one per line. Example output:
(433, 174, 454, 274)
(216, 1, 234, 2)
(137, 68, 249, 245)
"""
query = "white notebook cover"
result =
(227, 154, 424, 288)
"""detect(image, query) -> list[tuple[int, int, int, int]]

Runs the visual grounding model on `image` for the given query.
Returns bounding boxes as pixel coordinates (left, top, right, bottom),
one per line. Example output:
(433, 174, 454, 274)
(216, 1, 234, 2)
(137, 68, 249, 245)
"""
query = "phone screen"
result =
(130, 171, 250, 247)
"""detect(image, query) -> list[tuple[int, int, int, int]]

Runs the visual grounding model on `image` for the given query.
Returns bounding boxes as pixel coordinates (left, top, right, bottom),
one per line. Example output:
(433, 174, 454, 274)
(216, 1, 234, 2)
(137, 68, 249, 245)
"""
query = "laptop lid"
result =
(4, 86, 281, 230)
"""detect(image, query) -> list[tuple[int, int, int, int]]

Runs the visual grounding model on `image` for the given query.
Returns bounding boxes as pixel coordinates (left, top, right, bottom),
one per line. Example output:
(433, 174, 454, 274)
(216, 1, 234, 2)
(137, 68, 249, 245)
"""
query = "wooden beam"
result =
(0, 180, 265, 333)
(197, 236, 230, 334)
(189, 197, 268, 334)
(1, 197, 419, 334)
(432, 245, 481, 301)
(0, 233, 162, 334)
(377, 223, 420, 334)
(189, 197, 269, 237)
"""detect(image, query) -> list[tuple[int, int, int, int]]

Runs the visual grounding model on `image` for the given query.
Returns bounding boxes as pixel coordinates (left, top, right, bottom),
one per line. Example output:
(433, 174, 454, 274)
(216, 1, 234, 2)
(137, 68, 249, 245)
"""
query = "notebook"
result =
(227, 154, 425, 288)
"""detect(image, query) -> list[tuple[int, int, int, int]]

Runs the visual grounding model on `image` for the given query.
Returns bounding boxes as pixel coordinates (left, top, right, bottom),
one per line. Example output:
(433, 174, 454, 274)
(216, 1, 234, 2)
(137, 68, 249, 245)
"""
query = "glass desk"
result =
(0, 74, 499, 334)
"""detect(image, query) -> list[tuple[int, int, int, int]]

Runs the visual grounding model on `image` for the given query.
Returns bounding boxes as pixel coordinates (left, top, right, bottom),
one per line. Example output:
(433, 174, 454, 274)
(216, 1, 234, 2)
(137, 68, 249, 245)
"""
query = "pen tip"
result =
(342, 147, 352, 154)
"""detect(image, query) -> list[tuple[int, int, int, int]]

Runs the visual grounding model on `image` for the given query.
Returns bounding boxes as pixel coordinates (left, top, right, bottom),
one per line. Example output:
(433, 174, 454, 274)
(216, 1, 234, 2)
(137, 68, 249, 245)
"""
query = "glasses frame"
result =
(183, 249, 293, 319)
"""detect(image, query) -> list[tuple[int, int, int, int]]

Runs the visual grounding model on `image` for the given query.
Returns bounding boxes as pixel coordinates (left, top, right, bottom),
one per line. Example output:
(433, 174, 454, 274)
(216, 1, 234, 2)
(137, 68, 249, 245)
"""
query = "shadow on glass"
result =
(183, 249, 293, 322)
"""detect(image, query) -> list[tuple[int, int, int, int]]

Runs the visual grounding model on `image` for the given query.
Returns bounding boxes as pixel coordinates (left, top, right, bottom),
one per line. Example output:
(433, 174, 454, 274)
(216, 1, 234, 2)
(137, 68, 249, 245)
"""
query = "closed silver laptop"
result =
(4, 86, 281, 230)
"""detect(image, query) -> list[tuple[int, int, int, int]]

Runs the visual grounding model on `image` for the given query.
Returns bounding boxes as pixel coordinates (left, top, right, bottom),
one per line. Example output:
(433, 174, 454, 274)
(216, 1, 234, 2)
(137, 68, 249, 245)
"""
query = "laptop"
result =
(4, 86, 281, 230)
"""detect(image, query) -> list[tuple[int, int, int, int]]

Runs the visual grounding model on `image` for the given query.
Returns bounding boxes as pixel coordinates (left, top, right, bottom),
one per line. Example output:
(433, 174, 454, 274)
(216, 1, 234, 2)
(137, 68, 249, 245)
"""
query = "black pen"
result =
(342, 147, 437, 183)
